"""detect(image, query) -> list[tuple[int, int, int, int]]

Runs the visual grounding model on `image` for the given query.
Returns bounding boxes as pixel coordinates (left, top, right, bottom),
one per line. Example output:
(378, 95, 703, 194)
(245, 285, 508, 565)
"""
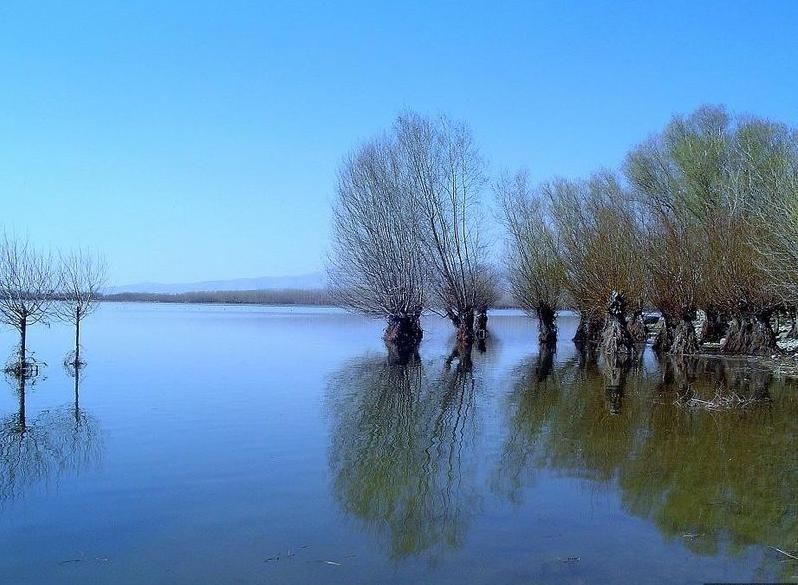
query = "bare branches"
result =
(55, 249, 108, 326)
(0, 233, 59, 366)
(395, 112, 488, 335)
(328, 131, 426, 324)
(496, 169, 564, 345)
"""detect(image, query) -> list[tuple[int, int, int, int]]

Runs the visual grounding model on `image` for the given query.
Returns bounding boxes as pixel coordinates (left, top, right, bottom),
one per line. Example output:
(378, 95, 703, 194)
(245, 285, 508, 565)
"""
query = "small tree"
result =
(55, 249, 108, 367)
(497, 170, 565, 348)
(396, 112, 488, 346)
(328, 131, 427, 359)
(0, 234, 58, 373)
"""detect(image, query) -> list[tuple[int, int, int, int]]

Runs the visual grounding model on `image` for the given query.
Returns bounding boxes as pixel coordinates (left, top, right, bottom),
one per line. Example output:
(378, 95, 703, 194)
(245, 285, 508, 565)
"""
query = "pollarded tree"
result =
(55, 249, 108, 367)
(717, 116, 798, 354)
(497, 170, 565, 348)
(0, 233, 59, 374)
(548, 172, 646, 355)
(624, 108, 726, 354)
(396, 112, 488, 347)
(328, 132, 427, 359)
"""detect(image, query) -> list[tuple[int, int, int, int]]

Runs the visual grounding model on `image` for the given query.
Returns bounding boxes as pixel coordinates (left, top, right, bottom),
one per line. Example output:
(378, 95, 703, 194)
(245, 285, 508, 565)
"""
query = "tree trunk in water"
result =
(536, 304, 557, 349)
(456, 309, 475, 348)
(573, 315, 603, 346)
(601, 291, 635, 356)
(652, 314, 673, 354)
(627, 311, 647, 342)
(698, 307, 727, 343)
(75, 316, 81, 366)
(720, 312, 777, 356)
(384, 315, 423, 365)
(669, 312, 699, 355)
(474, 309, 488, 340)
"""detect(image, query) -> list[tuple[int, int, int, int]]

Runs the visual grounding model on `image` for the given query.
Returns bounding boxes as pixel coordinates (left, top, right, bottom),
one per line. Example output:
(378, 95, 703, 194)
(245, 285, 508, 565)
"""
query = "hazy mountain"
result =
(107, 271, 326, 294)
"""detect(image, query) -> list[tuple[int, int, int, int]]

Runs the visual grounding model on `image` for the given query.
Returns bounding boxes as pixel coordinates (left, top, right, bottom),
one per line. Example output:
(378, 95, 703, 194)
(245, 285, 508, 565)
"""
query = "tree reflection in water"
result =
(326, 349, 481, 560)
(495, 351, 797, 577)
(0, 367, 102, 505)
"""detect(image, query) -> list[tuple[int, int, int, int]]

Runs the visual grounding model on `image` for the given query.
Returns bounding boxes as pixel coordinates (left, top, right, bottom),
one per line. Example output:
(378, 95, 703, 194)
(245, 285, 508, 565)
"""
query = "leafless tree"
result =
(0, 234, 59, 373)
(497, 170, 565, 348)
(328, 132, 427, 358)
(55, 249, 108, 367)
(396, 112, 488, 346)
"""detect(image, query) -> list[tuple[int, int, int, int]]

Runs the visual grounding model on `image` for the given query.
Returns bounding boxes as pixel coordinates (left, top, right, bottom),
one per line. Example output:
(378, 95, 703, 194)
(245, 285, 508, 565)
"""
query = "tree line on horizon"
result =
(0, 233, 107, 377)
(329, 105, 798, 360)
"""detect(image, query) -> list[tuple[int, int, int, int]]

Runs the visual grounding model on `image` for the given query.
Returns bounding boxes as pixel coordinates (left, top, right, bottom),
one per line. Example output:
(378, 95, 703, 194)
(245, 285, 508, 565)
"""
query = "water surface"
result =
(0, 304, 795, 584)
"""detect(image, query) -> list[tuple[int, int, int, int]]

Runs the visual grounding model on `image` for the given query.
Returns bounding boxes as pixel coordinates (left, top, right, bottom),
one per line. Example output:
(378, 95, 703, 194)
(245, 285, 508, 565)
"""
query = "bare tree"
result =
(55, 249, 108, 367)
(396, 112, 488, 346)
(328, 132, 427, 359)
(497, 170, 565, 348)
(0, 234, 59, 373)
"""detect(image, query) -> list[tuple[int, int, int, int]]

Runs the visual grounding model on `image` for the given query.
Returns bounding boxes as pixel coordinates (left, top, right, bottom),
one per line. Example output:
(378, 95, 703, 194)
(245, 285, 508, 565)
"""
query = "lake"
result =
(0, 303, 795, 584)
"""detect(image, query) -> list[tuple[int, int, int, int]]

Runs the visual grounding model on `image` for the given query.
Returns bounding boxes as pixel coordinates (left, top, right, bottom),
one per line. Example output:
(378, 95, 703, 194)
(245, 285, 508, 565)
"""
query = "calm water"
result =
(0, 304, 795, 584)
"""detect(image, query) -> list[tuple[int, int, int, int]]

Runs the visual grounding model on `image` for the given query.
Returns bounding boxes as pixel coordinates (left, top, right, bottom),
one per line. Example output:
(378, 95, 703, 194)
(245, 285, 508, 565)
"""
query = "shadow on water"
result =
(494, 349, 798, 580)
(325, 349, 482, 561)
(0, 366, 102, 506)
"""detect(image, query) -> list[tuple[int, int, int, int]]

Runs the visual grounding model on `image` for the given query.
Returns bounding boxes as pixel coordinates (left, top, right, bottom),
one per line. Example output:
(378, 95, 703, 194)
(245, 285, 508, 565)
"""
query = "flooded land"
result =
(0, 303, 795, 584)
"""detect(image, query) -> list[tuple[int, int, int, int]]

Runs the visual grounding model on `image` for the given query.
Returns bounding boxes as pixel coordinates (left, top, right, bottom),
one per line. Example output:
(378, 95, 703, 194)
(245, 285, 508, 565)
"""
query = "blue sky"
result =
(1, 1, 796, 285)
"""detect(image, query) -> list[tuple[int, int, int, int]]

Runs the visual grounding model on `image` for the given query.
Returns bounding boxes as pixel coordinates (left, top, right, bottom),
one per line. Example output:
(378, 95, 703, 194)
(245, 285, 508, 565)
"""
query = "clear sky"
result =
(1, 1, 796, 285)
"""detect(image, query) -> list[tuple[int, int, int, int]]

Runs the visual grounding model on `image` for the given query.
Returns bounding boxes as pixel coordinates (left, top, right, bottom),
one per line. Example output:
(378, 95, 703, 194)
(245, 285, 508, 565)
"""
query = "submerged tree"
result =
(55, 249, 108, 367)
(396, 112, 489, 347)
(628, 106, 797, 355)
(497, 170, 565, 348)
(0, 234, 59, 373)
(548, 172, 645, 355)
(328, 132, 427, 359)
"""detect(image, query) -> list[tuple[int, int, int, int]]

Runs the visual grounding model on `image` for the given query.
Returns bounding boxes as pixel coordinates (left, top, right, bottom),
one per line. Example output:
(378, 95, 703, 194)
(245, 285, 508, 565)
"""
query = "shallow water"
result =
(0, 303, 795, 584)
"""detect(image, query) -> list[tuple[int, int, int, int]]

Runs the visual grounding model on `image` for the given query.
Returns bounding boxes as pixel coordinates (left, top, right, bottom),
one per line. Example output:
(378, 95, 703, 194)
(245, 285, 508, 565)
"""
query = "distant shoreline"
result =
(99, 290, 520, 310)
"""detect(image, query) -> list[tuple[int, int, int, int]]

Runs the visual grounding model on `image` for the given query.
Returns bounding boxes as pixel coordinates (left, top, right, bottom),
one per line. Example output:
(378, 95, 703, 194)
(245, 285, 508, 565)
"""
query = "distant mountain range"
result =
(107, 271, 326, 294)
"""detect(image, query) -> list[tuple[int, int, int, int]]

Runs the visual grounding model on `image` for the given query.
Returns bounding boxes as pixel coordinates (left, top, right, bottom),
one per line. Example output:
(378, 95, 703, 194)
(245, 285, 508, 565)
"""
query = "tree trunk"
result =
(627, 310, 647, 342)
(383, 314, 423, 365)
(75, 314, 81, 365)
(652, 314, 673, 354)
(720, 312, 778, 356)
(698, 307, 727, 343)
(573, 315, 603, 346)
(669, 317, 699, 355)
(536, 304, 557, 349)
(601, 291, 635, 356)
(456, 309, 475, 348)
(474, 309, 488, 340)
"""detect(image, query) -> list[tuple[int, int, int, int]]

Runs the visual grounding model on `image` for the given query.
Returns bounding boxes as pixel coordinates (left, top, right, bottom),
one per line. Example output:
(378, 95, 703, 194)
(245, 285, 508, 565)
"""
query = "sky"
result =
(1, 1, 796, 285)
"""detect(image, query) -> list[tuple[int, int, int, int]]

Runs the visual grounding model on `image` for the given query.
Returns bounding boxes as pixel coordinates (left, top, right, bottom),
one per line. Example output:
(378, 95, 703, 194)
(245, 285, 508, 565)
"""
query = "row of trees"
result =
(332, 106, 798, 358)
(0, 233, 107, 375)
(502, 105, 798, 356)
(329, 112, 499, 358)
